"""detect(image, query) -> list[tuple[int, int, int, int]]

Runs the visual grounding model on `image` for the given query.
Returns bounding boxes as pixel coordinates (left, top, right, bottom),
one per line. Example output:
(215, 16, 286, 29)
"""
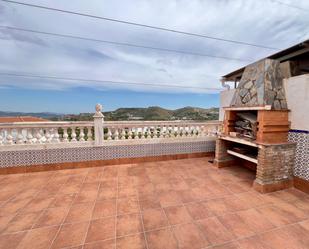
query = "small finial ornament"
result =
(94, 103, 104, 117)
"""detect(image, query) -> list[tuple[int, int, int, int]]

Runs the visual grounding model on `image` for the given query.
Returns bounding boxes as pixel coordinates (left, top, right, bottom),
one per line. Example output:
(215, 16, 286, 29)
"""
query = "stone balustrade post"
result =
(93, 103, 104, 146)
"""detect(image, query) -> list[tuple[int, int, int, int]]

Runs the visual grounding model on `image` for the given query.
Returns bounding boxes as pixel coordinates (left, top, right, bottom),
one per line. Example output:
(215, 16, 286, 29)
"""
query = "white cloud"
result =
(0, 0, 308, 93)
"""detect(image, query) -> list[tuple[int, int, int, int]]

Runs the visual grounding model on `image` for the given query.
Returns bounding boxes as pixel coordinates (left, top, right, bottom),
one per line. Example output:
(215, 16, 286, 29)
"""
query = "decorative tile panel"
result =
(0, 140, 215, 168)
(288, 130, 309, 181)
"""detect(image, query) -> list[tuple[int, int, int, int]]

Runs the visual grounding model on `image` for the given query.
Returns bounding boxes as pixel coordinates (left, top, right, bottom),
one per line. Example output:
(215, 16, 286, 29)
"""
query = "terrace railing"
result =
(0, 104, 221, 148)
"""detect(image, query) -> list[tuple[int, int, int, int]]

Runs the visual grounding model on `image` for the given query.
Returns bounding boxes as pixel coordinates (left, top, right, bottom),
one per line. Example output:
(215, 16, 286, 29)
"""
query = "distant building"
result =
(0, 116, 48, 143)
(0, 116, 48, 123)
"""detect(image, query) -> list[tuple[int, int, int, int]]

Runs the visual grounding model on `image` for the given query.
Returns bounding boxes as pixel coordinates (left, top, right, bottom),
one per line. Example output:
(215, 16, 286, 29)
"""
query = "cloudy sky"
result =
(0, 0, 308, 113)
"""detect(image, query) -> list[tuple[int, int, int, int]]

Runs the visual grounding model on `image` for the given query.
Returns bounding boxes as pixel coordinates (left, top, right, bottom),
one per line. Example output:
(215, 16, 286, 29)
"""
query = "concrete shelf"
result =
(227, 149, 258, 164)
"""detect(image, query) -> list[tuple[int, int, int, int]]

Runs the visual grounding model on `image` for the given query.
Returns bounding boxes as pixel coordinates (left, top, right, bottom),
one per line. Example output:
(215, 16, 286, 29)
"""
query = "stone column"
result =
(93, 103, 104, 146)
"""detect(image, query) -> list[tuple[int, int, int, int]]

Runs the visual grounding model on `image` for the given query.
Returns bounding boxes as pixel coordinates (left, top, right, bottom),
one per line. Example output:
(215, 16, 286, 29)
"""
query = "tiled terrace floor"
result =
(0, 157, 308, 249)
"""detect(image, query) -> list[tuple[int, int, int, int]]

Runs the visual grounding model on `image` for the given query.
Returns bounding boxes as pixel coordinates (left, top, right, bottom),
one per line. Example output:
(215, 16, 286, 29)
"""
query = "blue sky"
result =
(0, 0, 308, 113)
(0, 87, 219, 113)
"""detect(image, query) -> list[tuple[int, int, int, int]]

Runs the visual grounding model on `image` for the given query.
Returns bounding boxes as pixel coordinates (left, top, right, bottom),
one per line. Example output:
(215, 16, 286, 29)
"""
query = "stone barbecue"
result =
(215, 58, 296, 193)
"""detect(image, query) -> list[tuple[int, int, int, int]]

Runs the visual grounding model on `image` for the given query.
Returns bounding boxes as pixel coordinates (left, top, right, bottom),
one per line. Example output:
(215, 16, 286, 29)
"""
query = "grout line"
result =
(48, 169, 90, 249)
(81, 172, 103, 248)
(136, 177, 150, 249)
(155, 165, 181, 248)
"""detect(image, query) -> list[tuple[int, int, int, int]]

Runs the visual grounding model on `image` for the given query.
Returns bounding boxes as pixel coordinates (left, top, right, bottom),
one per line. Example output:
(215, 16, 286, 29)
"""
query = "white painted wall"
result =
(219, 89, 235, 121)
(284, 74, 309, 131)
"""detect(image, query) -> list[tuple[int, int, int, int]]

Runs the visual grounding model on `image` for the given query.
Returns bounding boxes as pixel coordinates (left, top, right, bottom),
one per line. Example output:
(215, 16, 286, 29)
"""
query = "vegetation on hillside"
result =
(57, 106, 219, 121)
(0, 106, 219, 121)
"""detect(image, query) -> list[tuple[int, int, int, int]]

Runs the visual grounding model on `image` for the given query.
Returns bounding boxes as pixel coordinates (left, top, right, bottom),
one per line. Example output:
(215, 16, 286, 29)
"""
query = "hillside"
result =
(0, 111, 62, 120)
(0, 106, 219, 121)
(62, 106, 219, 121)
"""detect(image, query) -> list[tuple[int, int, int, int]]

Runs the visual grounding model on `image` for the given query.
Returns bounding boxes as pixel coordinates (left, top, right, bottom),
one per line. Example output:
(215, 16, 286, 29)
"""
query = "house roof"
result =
(0, 116, 48, 123)
(222, 39, 309, 82)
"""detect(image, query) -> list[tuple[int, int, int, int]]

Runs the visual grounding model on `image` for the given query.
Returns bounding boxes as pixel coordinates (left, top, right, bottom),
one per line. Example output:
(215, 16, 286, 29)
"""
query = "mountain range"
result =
(0, 106, 219, 121)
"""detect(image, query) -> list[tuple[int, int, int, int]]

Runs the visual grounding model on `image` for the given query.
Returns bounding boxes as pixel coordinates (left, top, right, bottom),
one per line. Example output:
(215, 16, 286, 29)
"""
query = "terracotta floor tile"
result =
(18, 226, 59, 249)
(74, 189, 99, 204)
(100, 179, 117, 188)
(172, 223, 209, 249)
(191, 187, 215, 200)
(197, 217, 235, 245)
(154, 183, 172, 192)
(117, 197, 140, 215)
(274, 201, 307, 222)
(0, 214, 15, 233)
(223, 182, 248, 194)
(237, 235, 273, 249)
(236, 191, 270, 208)
(118, 186, 137, 198)
(223, 196, 251, 212)
(146, 228, 178, 249)
(64, 202, 94, 223)
(85, 217, 115, 243)
(170, 179, 189, 191)
(0, 231, 27, 249)
(256, 204, 294, 227)
(92, 199, 116, 219)
(51, 221, 89, 249)
(116, 214, 143, 237)
(218, 213, 255, 239)
(97, 187, 117, 200)
(84, 239, 115, 249)
(212, 242, 240, 249)
(207, 183, 231, 197)
(21, 196, 54, 214)
(58, 183, 82, 194)
(266, 189, 305, 203)
(0, 191, 15, 202)
(116, 234, 146, 249)
(33, 206, 68, 228)
(139, 195, 161, 211)
(236, 209, 275, 233)
(204, 198, 231, 216)
(3, 212, 41, 233)
(185, 202, 213, 220)
(293, 199, 309, 217)
(164, 205, 192, 225)
(158, 191, 182, 207)
(259, 224, 309, 249)
(49, 194, 76, 208)
(137, 183, 155, 198)
(0, 198, 31, 215)
(299, 219, 309, 231)
(176, 189, 197, 203)
(142, 208, 168, 231)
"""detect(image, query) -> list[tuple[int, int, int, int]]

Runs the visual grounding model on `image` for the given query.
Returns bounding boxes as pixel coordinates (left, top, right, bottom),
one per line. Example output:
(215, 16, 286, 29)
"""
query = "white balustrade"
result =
(62, 128, 69, 142)
(87, 127, 93, 141)
(106, 128, 112, 140)
(0, 104, 221, 148)
(79, 128, 85, 142)
(0, 129, 3, 145)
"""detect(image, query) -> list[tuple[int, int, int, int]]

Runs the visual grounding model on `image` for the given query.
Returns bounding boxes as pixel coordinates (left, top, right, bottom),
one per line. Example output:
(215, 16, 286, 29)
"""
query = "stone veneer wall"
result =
(0, 140, 215, 168)
(255, 143, 295, 185)
(231, 59, 287, 109)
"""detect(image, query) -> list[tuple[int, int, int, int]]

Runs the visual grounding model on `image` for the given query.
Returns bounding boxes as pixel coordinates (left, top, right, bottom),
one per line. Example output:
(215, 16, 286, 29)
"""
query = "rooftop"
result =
(0, 116, 48, 123)
(0, 157, 308, 249)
